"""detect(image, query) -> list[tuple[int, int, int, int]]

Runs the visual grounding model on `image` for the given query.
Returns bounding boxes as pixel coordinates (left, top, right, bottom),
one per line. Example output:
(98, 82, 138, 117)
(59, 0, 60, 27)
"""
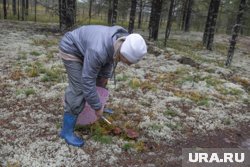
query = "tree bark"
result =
(3, 0, 7, 19)
(12, 0, 17, 16)
(184, 0, 193, 32)
(25, 0, 29, 16)
(108, 0, 112, 25)
(225, 0, 246, 66)
(21, 0, 25, 20)
(149, 0, 163, 40)
(206, 0, 220, 50)
(18, 0, 20, 20)
(35, 0, 37, 22)
(203, 0, 214, 45)
(128, 0, 137, 33)
(89, 0, 93, 24)
(181, 0, 188, 30)
(112, 0, 118, 26)
(138, 0, 143, 29)
(59, 0, 76, 31)
(164, 0, 175, 46)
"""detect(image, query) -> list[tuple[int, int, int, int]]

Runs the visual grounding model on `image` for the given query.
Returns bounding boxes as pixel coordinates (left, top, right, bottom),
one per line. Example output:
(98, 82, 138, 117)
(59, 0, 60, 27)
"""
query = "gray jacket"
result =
(59, 25, 128, 110)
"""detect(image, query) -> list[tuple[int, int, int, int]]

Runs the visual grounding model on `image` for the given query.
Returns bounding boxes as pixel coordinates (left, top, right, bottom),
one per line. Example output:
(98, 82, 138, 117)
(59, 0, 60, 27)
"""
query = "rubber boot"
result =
(60, 113, 84, 147)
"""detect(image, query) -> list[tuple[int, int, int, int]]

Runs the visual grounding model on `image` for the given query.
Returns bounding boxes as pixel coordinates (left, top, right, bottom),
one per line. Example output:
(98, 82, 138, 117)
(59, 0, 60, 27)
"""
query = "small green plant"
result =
(122, 143, 134, 151)
(30, 51, 41, 56)
(88, 123, 114, 144)
(197, 98, 210, 106)
(150, 123, 163, 131)
(128, 78, 141, 89)
(40, 67, 63, 82)
(18, 51, 27, 60)
(223, 118, 231, 125)
(92, 135, 113, 144)
(116, 74, 129, 81)
(16, 88, 36, 96)
(24, 88, 36, 96)
(219, 88, 243, 96)
(164, 109, 178, 117)
(32, 38, 58, 48)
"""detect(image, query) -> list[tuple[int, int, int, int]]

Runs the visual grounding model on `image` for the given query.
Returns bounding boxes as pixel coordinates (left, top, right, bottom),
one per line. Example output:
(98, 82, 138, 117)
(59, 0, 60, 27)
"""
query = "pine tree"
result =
(128, 0, 137, 33)
(225, 0, 247, 66)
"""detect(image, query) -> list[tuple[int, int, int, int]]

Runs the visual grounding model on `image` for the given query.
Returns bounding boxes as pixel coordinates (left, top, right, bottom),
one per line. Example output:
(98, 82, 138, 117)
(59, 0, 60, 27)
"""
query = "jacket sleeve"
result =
(98, 62, 113, 78)
(82, 49, 103, 110)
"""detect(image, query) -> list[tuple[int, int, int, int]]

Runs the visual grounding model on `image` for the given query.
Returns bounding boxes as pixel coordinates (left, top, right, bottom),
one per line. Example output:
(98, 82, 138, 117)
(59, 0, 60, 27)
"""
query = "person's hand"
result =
(95, 109, 103, 119)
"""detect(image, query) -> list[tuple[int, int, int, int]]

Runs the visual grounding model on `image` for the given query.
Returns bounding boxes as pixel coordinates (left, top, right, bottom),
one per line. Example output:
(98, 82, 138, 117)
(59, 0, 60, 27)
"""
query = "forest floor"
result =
(0, 20, 249, 167)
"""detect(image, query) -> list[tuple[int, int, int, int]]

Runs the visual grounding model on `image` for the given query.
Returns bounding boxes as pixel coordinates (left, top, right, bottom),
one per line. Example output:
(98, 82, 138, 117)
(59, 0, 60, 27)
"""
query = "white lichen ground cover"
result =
(0, 21, 249, 167)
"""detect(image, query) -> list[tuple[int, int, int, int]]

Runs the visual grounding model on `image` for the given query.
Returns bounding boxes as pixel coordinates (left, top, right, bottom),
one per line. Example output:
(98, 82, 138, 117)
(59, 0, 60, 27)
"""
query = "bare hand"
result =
(95, 109, 103, 119)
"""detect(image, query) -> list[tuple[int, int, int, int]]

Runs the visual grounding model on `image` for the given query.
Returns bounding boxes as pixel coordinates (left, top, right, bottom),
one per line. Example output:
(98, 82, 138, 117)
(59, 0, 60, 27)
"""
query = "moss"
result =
(134, 141, 145, 152)
(92, 135, 113, 144)
(197, 98, 210, 106)
(150, 123, 164, 131)
(116, 74, 129, 81)
(32, 38, 58, 48)
(122, 143, 134, 151)
(16, 88, 36, 96)
(218, 87, 243, 96)
(18, 51, 28, 60)
(129, 78, 141, 89)
(164, 109, 178, 117)
(10, 69, 24, 80)
(40, 67, 64, 83)
(30, 51, 41, 56)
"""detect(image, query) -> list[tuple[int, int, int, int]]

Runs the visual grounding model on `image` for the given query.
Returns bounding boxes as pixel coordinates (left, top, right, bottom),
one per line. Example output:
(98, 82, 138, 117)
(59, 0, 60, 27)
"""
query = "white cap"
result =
(120, 33, 147, 64)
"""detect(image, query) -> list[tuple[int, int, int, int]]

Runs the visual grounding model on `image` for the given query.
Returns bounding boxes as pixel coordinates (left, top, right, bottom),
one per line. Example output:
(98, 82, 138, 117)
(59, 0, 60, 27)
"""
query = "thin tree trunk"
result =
(34, 0, 37, 22)
(149, 0, 163, 40)
(181, 0, 188, 30)
(3, 0, 7, 19)
(89, 0, 92, 24)
(21, 0, 25, 20)
(164, 0, 175, 46)
(112, 0, 118, 25)
(18, 0, 20, 20)
(108, 0, 112, 25)
(206, 0, 220, 50)
(203, 0, 214, 46)
(128, 0, 137, 33)
(138, 0, 143, 29)
(25, 0, 29, 16)
(225, 0, 246, 66)
(184, 0, 193, 32)
(13, 0, 17, 16)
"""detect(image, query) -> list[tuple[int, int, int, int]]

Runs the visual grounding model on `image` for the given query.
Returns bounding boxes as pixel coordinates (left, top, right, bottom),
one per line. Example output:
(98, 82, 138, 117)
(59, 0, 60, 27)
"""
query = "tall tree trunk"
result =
(108, 0, 112, 25)
(89, 0, 93, 24)
(149, 0, 163, 40)
(3, 0, 7, 19)
(59, 0, 76, 30)
(164, 0, 175, 46)
(25, 0, 29, 16)
(34, 0, 37, 22)
(181, 0, 188, 30)
(225, 0, 246, 66)
(12, 0, 17, 16)
(128, 0, 137, 33)
(206, 0, 220, 50)
(203, 0, 214, 45)
(138, 0, 143, 29)
(18, 0, 20, 20)
(112, 0, 118, 25)
(21, 0, 25, 20)
(184, 0, 193, 32)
